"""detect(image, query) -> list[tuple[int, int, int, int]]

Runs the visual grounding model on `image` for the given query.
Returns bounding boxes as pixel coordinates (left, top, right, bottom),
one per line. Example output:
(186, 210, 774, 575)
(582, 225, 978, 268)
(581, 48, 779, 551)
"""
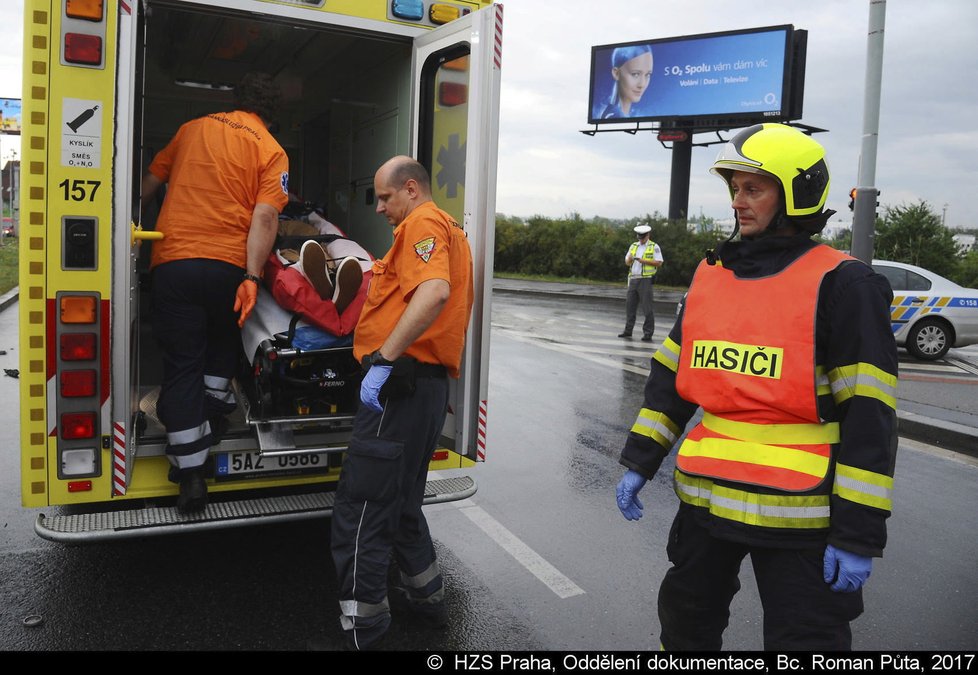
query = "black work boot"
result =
(391, 587, 449, 628)
(177, 466, 208, 514)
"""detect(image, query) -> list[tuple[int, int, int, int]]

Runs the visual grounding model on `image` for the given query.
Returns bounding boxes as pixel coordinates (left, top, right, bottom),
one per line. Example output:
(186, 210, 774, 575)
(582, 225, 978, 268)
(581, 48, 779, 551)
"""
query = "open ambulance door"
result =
(411, 5, 502, 464)
(112, 1, 146, 497)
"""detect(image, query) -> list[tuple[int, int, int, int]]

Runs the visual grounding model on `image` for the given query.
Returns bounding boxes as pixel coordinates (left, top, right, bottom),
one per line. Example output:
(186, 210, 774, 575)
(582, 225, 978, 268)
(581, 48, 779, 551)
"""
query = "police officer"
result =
(619, 222, 663, 342)
(614, 124, 898, 650)
(328, 156, 474, 651)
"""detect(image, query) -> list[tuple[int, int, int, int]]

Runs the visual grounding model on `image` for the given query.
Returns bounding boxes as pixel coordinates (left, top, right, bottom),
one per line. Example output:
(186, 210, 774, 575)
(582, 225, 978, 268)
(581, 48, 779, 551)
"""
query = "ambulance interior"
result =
(133, 4, 426, 451)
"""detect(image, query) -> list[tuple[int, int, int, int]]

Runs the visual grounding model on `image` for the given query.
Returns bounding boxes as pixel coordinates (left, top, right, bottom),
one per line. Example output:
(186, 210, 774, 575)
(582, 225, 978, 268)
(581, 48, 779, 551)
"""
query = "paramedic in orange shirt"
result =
(140, 73, 289, 514)
(325, 156, 473, 651)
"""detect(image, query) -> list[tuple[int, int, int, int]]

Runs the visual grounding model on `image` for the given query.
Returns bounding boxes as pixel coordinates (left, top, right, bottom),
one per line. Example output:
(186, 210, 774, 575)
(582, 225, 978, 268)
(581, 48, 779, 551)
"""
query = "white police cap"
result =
(634, 224, 652, 235)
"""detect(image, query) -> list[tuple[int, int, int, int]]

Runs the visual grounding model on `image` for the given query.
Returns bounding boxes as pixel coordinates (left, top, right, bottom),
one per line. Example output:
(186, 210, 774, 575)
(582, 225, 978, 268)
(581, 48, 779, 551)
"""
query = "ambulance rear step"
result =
(254, 420, 351, 457)
(34, 476, 476, 543)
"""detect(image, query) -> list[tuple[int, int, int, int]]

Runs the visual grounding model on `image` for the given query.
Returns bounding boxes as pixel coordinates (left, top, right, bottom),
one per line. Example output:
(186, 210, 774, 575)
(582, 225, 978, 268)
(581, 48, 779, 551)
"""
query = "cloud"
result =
(3, 1, 977, 227)
(496, 0, 978, 225)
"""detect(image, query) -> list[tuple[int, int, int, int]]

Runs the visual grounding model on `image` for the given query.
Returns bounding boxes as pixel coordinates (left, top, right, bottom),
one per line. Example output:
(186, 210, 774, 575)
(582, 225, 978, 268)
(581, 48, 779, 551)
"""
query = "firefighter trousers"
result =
(330, 373, 449, 651)
(657, 504, 864, 651)
(152, 259, 242, 470)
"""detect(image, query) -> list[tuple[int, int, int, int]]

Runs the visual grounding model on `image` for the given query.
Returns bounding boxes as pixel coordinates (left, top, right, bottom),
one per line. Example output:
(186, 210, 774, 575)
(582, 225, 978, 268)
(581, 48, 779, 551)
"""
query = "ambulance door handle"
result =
(131, 222, 164, 246)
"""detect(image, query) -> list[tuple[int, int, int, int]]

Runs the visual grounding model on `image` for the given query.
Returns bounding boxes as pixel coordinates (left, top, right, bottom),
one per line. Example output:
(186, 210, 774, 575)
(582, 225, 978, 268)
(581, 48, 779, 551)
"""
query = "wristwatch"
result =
(364, 349, 394, 368)
(243, 273, 261, 285)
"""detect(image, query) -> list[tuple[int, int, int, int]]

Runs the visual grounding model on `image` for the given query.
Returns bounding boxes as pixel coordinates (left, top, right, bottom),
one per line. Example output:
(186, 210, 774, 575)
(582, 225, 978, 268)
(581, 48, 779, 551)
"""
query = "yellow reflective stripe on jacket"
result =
(674, 471, 831, 529)
(630, 408, 682, 448)
(653, 337, 680, 372)
(628, 241, 658, 277)
(680, 435, 830, 480)
(815, 365, 831, 397)
(833, 462, 894, 511)
(828, 362, 898, 410)
(702, 412, 840, 445)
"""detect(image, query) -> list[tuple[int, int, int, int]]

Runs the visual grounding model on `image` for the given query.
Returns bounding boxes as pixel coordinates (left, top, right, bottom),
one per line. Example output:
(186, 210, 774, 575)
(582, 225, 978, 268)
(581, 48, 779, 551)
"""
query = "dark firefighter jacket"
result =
(619, 233, 898, 557)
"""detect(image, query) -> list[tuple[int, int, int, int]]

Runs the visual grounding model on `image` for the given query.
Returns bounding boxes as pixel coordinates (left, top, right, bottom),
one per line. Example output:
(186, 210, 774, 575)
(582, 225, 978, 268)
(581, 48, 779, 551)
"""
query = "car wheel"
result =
(906, 318, 952, 360)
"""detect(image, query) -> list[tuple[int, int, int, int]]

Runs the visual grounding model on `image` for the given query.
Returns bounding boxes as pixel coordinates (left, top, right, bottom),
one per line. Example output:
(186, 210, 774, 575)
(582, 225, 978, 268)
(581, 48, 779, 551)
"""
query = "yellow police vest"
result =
(628, 241, 658, 278)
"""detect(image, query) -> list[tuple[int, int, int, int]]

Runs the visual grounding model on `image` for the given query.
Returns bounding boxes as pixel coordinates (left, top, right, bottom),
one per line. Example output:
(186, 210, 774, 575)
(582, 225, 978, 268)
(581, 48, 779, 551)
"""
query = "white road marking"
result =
(459, 504, 586, 599)
(498, 329, 652, 376)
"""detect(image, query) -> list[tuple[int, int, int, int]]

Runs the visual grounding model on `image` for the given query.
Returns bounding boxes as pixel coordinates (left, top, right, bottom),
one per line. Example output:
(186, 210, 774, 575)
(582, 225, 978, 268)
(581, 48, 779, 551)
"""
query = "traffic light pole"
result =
(850, 0, 886, 263)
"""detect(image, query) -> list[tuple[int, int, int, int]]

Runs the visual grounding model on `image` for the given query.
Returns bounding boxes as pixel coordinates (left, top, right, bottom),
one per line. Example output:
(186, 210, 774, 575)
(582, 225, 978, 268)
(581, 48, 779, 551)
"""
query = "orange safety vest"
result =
(675, 245, 853, 492)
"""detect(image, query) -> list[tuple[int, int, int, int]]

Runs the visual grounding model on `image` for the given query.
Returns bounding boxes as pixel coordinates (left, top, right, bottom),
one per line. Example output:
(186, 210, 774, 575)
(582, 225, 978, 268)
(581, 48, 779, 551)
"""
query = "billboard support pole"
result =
(851, 0, 886, 263)
(668, 129, 692, 222)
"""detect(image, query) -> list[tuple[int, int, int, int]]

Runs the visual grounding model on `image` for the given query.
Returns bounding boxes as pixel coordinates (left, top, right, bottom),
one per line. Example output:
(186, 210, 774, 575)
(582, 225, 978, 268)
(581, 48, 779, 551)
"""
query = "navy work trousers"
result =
(657, 504, 864, 651)
(151, 258, 242, 469)
(330, 374, 449, 650)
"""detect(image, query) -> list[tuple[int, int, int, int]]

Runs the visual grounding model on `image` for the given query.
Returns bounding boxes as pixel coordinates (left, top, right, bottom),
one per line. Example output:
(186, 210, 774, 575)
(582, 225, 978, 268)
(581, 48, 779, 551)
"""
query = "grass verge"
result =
(0, 238, 17, 296)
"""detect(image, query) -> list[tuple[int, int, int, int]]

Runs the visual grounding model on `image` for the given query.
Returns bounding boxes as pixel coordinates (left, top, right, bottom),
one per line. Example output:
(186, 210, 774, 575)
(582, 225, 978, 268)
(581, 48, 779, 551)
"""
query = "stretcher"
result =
(235, 214, 373, 448)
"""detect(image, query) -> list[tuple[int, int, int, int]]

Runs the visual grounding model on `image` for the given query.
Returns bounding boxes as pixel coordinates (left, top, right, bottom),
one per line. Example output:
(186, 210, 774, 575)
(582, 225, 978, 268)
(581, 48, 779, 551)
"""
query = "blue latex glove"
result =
(616, 470, 647, 521)
(823, 544, 873, 592)
(360, 365, 393, 412)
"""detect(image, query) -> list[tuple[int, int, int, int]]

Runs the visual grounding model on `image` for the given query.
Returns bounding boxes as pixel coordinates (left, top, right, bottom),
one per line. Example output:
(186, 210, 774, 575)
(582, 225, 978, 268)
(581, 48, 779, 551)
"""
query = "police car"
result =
(872, 260, 978, 360)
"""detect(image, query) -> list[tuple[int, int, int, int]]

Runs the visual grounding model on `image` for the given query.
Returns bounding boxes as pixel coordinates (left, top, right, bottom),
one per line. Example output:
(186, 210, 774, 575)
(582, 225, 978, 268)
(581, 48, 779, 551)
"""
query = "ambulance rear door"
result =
(411, 5, 503, 463)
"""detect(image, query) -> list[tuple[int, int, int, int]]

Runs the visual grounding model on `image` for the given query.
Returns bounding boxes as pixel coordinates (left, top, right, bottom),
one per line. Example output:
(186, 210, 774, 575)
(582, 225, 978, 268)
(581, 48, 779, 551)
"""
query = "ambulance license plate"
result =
(215, 450, 329, 480)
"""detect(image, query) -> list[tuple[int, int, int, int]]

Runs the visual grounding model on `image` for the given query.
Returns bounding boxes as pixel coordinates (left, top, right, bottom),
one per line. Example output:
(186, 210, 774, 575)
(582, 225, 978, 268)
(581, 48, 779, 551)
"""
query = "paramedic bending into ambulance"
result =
(140, 73, 289, 514)
(614, 123, 898, 651)
(325, 156, 474, 652)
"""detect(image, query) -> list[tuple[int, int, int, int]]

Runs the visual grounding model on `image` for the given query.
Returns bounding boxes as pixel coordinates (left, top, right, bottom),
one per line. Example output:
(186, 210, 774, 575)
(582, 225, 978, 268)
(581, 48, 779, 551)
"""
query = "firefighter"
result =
(614, 123, 898, 651)
(326, 156, 474, 651)
(140, 73, 289, 513)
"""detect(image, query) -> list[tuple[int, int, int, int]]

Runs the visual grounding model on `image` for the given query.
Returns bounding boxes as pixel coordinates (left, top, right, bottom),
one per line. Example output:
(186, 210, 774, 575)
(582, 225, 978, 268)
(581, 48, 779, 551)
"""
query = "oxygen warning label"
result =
(61, 98, 103, 169)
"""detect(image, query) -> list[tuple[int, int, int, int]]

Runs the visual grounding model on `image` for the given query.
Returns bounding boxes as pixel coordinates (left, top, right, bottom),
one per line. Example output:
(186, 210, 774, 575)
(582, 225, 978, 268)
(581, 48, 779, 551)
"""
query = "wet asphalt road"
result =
(1, 293, 977, 652)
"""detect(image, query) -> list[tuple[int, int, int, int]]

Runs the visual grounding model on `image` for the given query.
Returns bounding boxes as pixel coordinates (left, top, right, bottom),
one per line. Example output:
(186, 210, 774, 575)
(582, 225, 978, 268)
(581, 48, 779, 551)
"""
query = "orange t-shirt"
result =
(148, 110, 289, 269)
(353, 201, 474, 378)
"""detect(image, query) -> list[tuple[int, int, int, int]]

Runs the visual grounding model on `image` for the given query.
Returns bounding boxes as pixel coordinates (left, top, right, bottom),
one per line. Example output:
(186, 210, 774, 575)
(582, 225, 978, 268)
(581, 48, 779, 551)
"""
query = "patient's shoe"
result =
(332, 256, 363, 315)
(296, 240, 333, 301)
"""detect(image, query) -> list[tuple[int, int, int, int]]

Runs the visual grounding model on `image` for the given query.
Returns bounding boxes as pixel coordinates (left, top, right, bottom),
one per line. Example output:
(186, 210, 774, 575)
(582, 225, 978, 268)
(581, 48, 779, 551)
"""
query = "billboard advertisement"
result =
(588, 26, 802, 126)
(1, 98, 21, 135)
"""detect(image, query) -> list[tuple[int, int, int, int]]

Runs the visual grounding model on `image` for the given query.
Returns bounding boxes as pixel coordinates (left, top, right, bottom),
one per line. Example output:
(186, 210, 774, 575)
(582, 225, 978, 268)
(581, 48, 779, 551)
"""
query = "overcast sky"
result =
(3, 1, 977, 227)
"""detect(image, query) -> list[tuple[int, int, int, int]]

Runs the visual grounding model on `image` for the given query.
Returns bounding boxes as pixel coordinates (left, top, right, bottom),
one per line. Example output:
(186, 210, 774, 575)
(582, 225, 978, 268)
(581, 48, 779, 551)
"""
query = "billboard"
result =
(1, 98, 21, 135)
(588, 25, 805, 126)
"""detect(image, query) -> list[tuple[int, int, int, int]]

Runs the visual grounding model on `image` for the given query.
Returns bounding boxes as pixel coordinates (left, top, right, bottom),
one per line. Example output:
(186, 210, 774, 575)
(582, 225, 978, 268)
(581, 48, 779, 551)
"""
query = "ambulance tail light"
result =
(61, 0, 106, 70)
(61, 370, 97, 397)
(62, 412, 96, 440)
(64, 33, 103, 66)
(61, 333, 97, 361)
(65, 0, 105, 21)
(60, 295, 98, 324)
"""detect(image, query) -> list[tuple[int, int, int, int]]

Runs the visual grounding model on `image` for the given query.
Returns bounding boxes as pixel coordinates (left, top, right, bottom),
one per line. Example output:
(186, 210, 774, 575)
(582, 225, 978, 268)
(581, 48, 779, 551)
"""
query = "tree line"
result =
(495, 201, 978, 289)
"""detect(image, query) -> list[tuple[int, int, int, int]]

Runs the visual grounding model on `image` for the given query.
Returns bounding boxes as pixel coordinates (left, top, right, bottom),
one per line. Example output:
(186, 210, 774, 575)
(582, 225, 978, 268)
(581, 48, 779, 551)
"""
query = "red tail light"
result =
(61, 333, 97, 361)
(64, 33, 103, 66)
(62, 412, 96, 439)
(61, 370, 97, 397)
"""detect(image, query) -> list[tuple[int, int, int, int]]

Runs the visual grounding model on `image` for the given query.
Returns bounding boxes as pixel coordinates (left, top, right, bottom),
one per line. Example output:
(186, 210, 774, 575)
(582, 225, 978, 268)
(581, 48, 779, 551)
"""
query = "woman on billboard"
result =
(600, 44, 653, 119)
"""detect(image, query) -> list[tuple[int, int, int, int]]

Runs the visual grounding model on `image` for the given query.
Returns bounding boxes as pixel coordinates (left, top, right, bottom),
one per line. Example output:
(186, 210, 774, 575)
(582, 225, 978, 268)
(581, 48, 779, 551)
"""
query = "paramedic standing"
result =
(618, 222, 662, 342)
(328, 156, 474, 651)
(614, 124, 898, 650)
(140, 73, 289, 513)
